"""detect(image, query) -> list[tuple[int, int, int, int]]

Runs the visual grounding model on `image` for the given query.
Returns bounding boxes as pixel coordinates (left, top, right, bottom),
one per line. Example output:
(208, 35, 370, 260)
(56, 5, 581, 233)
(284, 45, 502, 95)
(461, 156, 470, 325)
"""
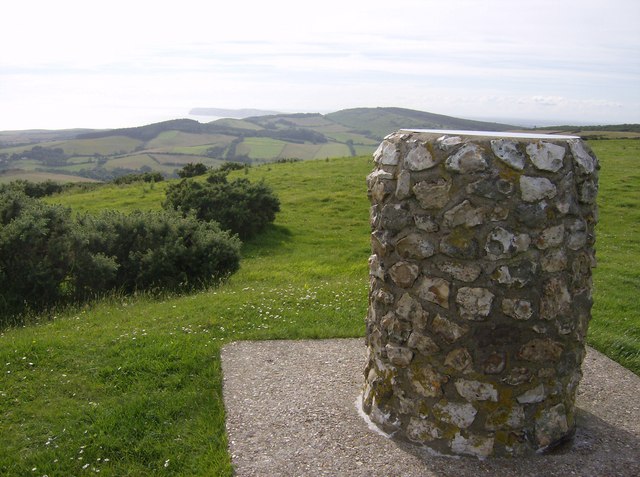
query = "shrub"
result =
(74, 210, 241, 296)
(163, 172, 280, 239)
(177, 162, 208, 178)
(111, 172, 164, 185)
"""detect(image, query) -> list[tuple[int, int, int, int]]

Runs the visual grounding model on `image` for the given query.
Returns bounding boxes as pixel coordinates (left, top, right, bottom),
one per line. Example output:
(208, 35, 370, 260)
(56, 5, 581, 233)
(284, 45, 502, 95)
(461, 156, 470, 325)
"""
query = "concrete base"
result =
(222, 339, 640, 477)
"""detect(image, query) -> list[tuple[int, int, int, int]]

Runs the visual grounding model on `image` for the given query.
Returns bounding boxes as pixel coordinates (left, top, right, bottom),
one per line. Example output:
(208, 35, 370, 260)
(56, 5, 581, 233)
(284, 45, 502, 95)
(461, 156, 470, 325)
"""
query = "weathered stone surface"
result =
(396, 233, 436, 259)
(406, 418, 443, 442)
(416, 276, 450, 309)
(526, 141, 565, 172)
(535, 224, 565, 250)
(491, 139, 525, 170)
(456, 287, 494, 320)
(501, 298, 533, 320)
(443, 200, 486, 228)
(409, 364, 446, 397)
(455, 379, 498, 402)
(485, 227, 531, 260)
(432, 314, 469, 342)
(541, 248, 568, 272)
(451, 432, 494, 458)
(412, 179, 451, 209)
(413, 214, 439, 232)
(380, 203, 411, 232)
(569, 139, 596, 175)
(395, 170, 412, 199)
(519, 338, 564, 362)
(520, 176, 557, 202)
(437, 260, 482, 282)
(445, 347, 473, 372)
(434, 401, 477, 428)
(540, 277, 571, 320)
(404, 141, 437, 171)
(485, 405, 525, 431)
(373, 140, 399, 165)
(535, 404, 569, 448)
(385, 344, 413, 367)
(365, 131, 597, 457)
(389, 261, 419, 288)
(407, 332, 440, 355)
(445, 144, 487, 173)
(368, 254, 384, 280)
(516, 383, 547, 404)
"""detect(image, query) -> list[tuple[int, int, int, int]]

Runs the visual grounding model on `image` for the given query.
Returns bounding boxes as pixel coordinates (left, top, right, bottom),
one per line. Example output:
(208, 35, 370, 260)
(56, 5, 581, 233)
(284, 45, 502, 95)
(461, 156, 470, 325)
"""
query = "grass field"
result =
(1, 140, 638, 475)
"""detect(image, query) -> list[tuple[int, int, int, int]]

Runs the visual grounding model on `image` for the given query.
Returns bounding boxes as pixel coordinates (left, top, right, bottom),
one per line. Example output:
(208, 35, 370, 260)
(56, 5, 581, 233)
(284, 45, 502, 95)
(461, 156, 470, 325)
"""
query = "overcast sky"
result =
(1, 0, 638, 130)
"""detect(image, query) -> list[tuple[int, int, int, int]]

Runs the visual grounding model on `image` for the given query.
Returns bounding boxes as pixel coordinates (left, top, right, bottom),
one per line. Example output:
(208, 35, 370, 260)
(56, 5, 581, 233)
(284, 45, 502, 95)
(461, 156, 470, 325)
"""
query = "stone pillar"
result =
(362, 129, 599, 457)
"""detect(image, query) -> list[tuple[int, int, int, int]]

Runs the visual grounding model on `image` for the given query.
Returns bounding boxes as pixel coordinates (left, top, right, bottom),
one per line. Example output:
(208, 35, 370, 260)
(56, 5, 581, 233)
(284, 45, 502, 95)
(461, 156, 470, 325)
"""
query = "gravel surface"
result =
(222, 339, 640, 476)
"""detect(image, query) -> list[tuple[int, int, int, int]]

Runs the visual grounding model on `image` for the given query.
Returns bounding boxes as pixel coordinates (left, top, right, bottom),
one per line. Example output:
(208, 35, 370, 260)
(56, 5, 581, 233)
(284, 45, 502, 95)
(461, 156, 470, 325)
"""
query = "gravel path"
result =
(222, 339, 640, 476)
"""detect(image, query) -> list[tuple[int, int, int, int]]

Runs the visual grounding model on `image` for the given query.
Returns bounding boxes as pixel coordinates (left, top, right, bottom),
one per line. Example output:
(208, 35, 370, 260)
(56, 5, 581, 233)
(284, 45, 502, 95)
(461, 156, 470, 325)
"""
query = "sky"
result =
(1, 0, 638, 130)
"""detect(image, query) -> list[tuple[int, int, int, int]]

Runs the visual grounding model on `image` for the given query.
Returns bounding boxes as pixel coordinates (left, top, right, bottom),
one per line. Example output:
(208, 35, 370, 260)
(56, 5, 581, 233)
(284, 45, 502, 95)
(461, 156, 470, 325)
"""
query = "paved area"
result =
(222, 339, 640, 476)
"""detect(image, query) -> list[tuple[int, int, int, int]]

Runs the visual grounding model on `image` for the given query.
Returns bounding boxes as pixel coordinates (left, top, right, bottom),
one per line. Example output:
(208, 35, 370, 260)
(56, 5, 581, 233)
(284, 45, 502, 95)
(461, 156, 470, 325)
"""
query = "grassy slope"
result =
(1, 140, 638, 475)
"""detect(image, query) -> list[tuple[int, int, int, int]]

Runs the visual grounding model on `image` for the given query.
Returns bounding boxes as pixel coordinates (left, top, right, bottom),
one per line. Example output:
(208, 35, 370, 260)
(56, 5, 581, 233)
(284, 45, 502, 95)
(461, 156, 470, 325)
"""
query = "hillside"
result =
(0, 139, 638, 475)
(0, 107, 521, 182)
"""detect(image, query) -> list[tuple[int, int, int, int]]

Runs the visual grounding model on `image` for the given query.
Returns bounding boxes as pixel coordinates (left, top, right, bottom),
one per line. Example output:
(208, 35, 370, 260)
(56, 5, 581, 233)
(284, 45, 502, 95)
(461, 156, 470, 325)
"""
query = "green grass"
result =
(1, 141, 639, 475)
(588, 139, 640, 373)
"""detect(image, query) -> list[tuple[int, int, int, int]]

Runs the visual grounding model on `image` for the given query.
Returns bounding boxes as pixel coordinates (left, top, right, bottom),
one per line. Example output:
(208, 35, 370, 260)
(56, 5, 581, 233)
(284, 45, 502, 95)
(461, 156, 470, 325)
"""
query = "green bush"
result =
(74, 210, 241, 295)
(177, 162, 208, 178)
(0, 191, 242, 324)
(163, 172, 280, 239)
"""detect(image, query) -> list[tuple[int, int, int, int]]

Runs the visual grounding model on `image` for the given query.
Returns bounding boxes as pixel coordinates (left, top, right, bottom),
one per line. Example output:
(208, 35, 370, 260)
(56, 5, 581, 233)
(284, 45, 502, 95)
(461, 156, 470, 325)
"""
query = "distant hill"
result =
(189, 107, 282, 118)
(1, 106, 636, 182)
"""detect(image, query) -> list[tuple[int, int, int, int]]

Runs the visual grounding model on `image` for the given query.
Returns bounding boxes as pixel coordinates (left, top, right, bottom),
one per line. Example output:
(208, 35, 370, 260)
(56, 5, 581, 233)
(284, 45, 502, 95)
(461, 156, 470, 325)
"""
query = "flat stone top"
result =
(400, 129, 580, 140)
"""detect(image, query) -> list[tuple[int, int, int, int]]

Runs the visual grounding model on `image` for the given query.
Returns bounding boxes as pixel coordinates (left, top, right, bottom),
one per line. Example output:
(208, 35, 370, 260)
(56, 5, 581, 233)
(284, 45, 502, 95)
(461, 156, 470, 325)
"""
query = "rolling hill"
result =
(2, 106, 635, 183)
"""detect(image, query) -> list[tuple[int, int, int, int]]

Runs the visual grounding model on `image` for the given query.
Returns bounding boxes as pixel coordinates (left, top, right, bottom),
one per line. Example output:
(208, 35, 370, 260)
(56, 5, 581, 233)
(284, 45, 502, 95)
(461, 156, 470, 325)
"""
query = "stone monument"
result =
(362, 129, 599, 457)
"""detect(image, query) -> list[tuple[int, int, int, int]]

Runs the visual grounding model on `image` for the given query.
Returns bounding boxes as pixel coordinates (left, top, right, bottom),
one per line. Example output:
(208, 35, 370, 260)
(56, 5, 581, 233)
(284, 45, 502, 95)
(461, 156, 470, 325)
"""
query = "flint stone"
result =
(485, 227, 531, 260)
(434, 401, 477, 428)
(370, 180, 389, 203)
(519, 338, 564, 362)
(413, 214, 439, 232)
(451, 432, 494, 458)
(368, 254, 384, 280)
(483, 352, 506, 374)
(443, 200, 486, 228)
(389, 261, 420, 288)
(413, 179, 451, 209)
(456, 287, 494, 320)
(526, 141, 565, 172)
(371, 230, 392, 257)
(366, 168, 394, 186)
(437, 260, 482, 282)
(385, 344, 413, 367)
(578, 179, 598, 204)
(416, 276, 450, 309)
(396, 233, 436, 259)
(445, 143, 487, 173)
(516, 383, 547, 404)
(374, 140, 399, 165)
(440, 230, 479, 260)
(407, 332, 440, 355)
(437, 135, 463, 149)
(535, 404, 569, 448)
(535, 224, 565, 250)
(540, 277, 571, 320)
(395, 170, 412, 199)
(406, 418, 443, 442)
(502, 298, 533, 320)
(491, 139, 525, 170)
(405, 141, 437, 171)
(445, 347, 473, 372)
(455, 379, 498, 402)
(372, 288, 394, 305)
(396, 293, 420, 320)
(380, 203, 411, 232)
(569, 140, 596, 175)
(520, 176, 557, 202)
(541, 248, 568, 272)
(485, 405, 525, 431)
(432, 314, 469, 343)
(409, 364, 447, 397)
(492, 260, 537, 288)
(467, 176, 514, 199)
(503, 367, 532, 386)
(515, 201, 549, 228)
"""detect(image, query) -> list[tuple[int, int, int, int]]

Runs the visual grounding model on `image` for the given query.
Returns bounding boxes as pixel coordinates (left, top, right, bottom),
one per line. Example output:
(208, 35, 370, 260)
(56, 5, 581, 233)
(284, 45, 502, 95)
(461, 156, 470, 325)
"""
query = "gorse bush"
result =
(163, 171, 280, 239)
(0, 191, 241, 324)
